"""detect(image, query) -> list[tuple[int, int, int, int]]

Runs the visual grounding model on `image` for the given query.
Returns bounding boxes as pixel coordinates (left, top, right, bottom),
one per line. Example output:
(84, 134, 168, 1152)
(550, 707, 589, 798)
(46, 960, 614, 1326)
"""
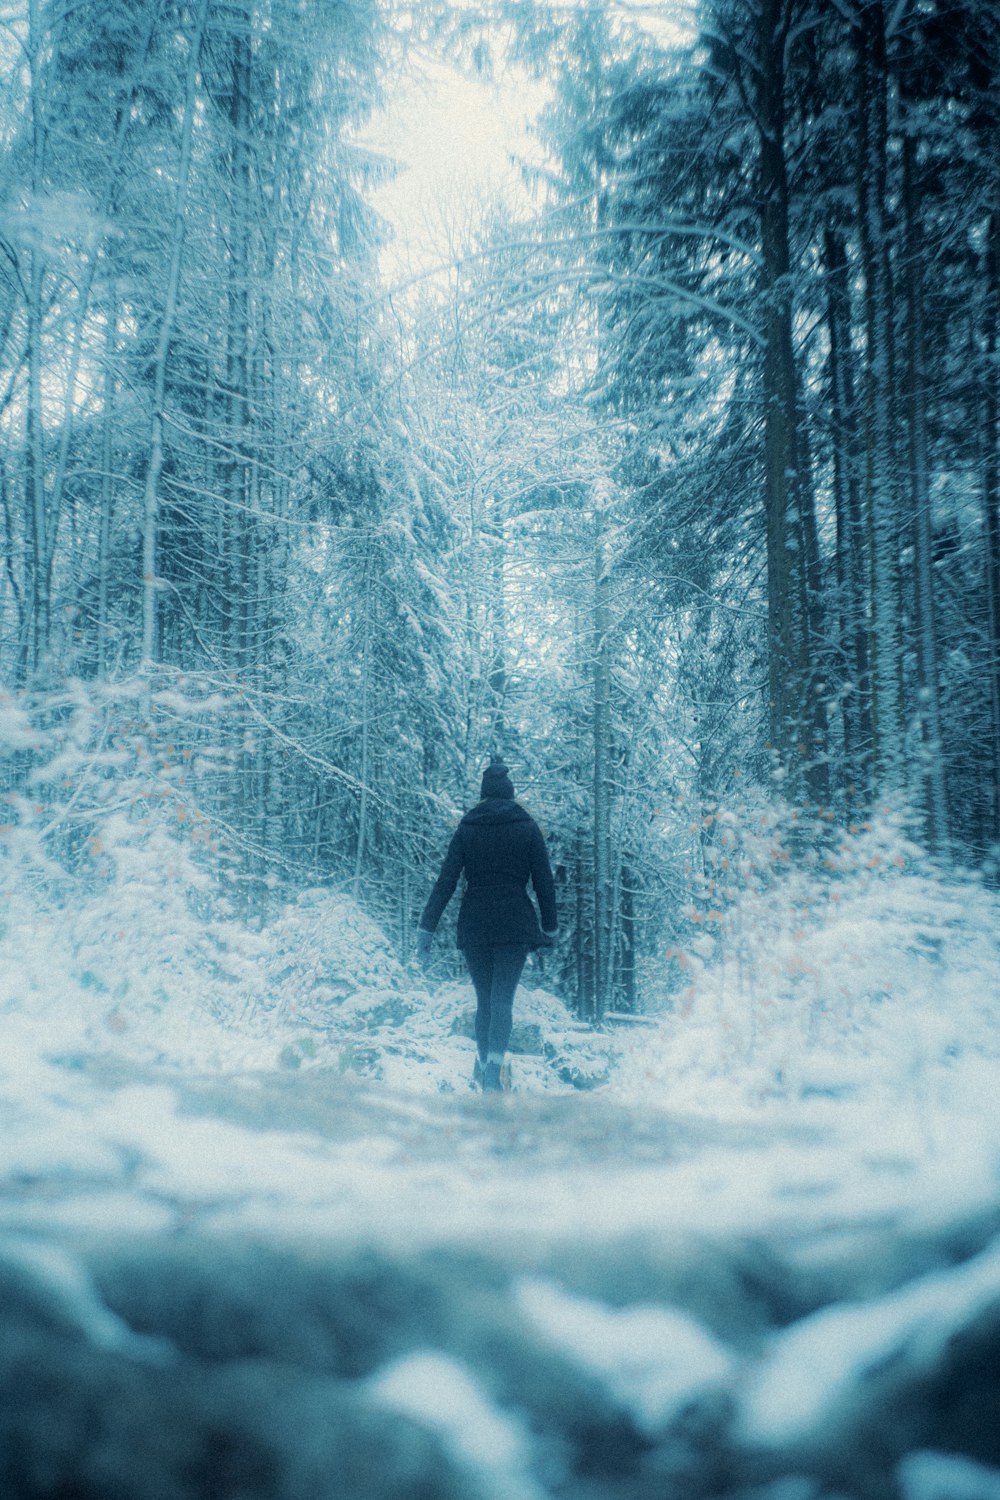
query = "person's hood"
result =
(461, 799, 533, 828)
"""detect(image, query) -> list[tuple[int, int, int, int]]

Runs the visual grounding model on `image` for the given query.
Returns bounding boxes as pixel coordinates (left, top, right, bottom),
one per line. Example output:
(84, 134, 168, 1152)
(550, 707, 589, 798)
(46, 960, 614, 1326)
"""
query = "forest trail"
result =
(3, 0, 1000, 1489)
(3, 1054, 829, 1246)
(168, 1063, 817, 1167)
(3, 1052, 1000, 1500)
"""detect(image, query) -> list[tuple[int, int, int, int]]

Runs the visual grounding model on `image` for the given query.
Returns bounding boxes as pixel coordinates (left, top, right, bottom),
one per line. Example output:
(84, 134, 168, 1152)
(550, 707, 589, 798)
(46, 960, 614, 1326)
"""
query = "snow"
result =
(2, 810, 998, 1236)
(740, 1234, 1000, 1447)
(517, 1277, 733, 1435)
(0, 1237, 173, 1362)
(899, 1452, 1000, 1500)
(371, 1351, 544, 1500)
(1, 799, 999, 1494)
(0, 690, 41, 751)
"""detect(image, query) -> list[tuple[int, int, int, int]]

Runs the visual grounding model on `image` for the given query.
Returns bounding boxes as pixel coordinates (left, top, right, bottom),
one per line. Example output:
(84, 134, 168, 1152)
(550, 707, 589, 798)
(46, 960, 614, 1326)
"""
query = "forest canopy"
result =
(1, 0, 997, 1019)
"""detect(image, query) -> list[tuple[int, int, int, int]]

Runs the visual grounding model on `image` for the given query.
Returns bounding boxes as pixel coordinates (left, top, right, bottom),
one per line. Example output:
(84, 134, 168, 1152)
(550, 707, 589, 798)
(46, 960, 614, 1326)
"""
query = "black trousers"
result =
(462, 944, 529, 1062)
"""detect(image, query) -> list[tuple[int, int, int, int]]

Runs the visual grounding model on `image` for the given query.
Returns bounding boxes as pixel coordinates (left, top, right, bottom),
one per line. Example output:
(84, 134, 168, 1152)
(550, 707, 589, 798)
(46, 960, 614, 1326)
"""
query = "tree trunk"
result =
(823, 226, 873, 808)
(572, 585, 594, 1021)
(354, 553, 373, 899)
(592, 514, 612, 1024)
(223, 4, 258, 885)
(619, 863, 636, 1013)
(225, 6, 253, 673)
(855, 0, 904, 793)
(20, 0, 63, 680)
(140, 0, 210, 665)
(97, 298, 117, 676)
(901, 131, 949, 849)
(487, 494, 508, 756)
(23, 252, 47, 679)
(983, 209, 1000, 851)
(23, 0, 48, 676)
(575, 822, 593, 1020)
(757, 0, 828, 805)
(1, 456, 24, 667)
(44, 8, 159, 647)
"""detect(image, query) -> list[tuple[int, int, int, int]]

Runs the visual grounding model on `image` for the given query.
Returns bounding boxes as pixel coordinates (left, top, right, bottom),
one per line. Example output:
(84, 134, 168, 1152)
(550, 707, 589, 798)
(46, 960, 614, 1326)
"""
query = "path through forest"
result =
(3, 1047, 1000, 1500)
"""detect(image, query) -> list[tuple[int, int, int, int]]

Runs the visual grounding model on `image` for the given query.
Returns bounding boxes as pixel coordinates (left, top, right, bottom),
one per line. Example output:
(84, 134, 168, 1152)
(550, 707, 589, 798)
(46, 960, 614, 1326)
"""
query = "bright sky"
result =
(362, 6, 697, 291)
(362, 55, 548, 289)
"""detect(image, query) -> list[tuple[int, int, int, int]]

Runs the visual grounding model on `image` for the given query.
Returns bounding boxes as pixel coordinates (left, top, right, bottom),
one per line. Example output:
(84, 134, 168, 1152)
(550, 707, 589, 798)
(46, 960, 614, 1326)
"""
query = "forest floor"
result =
(3, 1048, 837, 1243)
(3, 1033, 1000, 1500)
(2, 854, 1000, 1499)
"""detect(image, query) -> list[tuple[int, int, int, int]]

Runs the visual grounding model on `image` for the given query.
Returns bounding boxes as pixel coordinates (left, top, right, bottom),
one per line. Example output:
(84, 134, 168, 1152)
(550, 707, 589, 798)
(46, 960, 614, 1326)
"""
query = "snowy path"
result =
(3, 1050, 1000, 1499)
(3, 1055, 830, 1241)
(0, 1049, 954, 1250)
(2, 862, 999, 1498)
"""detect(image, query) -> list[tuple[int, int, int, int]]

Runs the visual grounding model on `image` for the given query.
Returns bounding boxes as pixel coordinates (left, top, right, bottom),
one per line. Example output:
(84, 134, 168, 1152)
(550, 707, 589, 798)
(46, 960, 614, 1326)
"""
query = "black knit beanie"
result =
(480, 760, 514, 800)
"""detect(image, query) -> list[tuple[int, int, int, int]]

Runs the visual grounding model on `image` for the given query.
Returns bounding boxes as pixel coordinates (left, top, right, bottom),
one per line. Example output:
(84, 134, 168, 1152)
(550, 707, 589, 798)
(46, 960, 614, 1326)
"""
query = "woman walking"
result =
(417, 761, 558, 1092)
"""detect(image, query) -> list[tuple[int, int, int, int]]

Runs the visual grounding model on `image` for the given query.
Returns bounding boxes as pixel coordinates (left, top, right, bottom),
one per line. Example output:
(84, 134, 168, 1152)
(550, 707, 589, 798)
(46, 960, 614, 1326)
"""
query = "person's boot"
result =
(472, 1055, 486, 1090)
(482, 1061, 503, 1093)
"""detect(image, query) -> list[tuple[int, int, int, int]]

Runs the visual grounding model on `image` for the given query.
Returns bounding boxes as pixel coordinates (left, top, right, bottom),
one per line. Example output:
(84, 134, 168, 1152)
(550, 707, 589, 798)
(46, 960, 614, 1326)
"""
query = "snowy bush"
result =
(616, 801, 1000, 1129)
(263, 888, 411, 1020)
(0, 677, 275, 1068)
(0, 677, 585, 1090)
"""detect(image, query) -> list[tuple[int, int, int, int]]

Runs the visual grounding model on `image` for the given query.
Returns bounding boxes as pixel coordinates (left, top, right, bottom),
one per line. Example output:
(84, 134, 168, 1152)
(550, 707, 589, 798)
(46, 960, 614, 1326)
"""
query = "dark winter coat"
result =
(419, 799, 557, 950)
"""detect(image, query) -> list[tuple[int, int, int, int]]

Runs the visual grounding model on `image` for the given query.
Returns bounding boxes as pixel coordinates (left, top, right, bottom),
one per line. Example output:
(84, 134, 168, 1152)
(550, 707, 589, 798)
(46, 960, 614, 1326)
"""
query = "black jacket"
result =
(420, 799, 557, 950)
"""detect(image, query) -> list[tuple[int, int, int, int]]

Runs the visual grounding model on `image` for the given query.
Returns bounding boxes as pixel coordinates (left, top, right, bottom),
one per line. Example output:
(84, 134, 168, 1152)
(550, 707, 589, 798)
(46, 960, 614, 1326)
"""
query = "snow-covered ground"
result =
(1, 814, 999, 1498)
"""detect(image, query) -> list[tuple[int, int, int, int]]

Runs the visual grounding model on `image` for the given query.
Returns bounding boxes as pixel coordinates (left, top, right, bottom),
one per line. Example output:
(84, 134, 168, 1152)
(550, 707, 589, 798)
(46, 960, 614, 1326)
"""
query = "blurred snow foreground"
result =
(2, 787, 1000, 1497)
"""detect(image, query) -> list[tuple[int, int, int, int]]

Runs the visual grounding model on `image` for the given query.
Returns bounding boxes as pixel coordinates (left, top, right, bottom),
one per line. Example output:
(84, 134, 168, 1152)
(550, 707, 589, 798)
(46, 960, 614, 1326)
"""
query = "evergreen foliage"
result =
(1, 0, 997, 1016)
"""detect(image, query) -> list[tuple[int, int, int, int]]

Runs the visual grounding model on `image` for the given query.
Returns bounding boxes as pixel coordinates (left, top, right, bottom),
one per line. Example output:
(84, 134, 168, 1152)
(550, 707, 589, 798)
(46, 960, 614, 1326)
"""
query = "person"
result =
(416, 760, 557, 1092)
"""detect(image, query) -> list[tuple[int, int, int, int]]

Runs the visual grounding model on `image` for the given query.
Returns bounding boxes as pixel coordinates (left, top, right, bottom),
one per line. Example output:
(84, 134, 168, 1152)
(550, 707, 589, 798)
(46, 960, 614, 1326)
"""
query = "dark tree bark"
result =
(854, 0, 904, 793)
(901, 129, 949, 849)
(592, 520, 612, 1023)
(757, 0, 828, 804)
(983, 209, 1000, 850)
(823, 226, 873, 808)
